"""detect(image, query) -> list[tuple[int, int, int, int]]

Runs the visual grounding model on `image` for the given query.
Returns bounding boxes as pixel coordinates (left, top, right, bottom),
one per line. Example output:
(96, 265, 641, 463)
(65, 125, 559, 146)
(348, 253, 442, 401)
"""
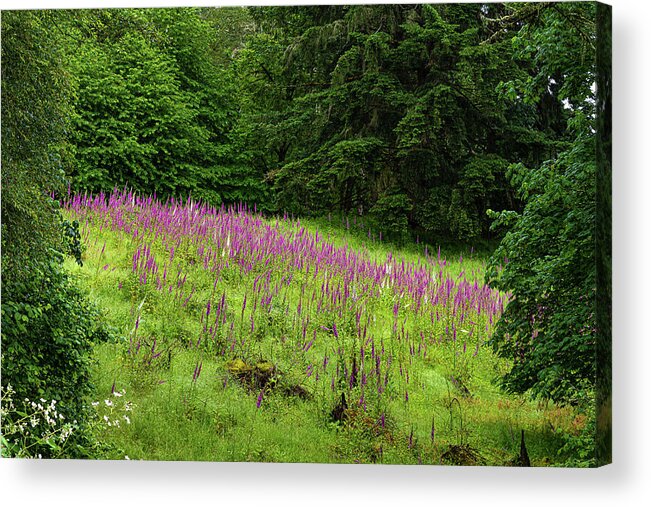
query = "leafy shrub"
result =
(1, 258, 109, 457)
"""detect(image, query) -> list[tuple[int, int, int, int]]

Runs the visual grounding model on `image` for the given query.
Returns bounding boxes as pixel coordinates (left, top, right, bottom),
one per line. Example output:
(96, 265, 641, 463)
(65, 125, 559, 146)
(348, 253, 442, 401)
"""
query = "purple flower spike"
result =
(192, 361, 203, 382)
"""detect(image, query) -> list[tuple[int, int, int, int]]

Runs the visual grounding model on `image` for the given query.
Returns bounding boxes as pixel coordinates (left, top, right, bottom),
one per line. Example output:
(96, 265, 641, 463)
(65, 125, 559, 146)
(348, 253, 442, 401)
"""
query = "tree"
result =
(485, 3, 609, 421)
(1, 10, 72, 274)
(68, 8, 256, 205)
(236, 4, 558, 242)
(2, 10, 108, 457)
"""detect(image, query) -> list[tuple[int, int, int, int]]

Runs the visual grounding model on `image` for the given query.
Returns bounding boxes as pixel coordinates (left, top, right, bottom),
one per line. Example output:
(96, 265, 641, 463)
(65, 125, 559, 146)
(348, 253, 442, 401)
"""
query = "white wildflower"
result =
(60, 426, 73, 442)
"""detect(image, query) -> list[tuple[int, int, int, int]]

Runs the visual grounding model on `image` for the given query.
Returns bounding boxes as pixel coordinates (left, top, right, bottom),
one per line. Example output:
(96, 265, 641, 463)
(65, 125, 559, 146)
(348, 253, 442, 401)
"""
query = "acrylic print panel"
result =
(1, 1, 611, 466)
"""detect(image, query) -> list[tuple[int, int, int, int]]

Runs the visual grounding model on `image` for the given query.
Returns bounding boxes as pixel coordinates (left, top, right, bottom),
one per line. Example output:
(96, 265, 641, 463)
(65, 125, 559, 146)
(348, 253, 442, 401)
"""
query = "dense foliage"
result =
(1, 10, 108, 457)
(483, 2, 610, 465)
(236, 4, 565, 242)
(68, 9, 237, 205)
(485, 2, 603, 402)
(1, 10, 72, 272)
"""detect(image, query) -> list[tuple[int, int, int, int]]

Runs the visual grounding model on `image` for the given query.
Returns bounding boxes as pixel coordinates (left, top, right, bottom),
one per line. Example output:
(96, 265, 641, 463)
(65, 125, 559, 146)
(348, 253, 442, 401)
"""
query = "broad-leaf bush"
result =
(1, 257, 111, 457)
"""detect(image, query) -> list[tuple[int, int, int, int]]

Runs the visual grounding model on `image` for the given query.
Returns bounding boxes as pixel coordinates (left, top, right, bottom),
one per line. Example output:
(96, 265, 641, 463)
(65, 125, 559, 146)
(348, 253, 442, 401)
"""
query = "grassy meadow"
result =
(63, 189, 583, 465)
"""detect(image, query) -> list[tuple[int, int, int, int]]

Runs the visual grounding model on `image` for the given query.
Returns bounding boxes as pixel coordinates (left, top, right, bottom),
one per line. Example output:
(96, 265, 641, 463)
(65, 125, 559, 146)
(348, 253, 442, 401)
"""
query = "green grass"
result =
(66, 210, 582, 466)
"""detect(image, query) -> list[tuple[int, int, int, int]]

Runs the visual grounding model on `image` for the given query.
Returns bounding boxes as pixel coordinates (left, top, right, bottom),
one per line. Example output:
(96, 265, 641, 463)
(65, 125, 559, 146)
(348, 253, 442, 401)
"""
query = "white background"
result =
(1, 1, 649, 505)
